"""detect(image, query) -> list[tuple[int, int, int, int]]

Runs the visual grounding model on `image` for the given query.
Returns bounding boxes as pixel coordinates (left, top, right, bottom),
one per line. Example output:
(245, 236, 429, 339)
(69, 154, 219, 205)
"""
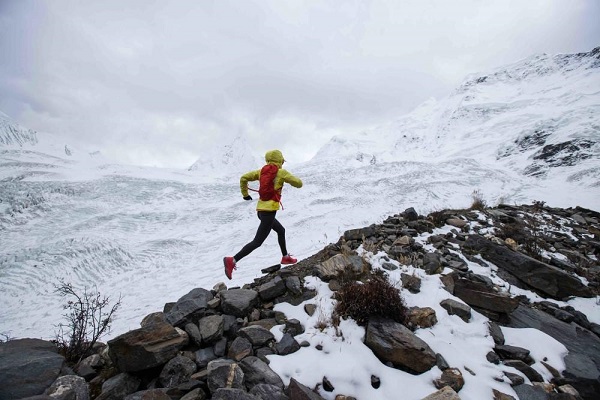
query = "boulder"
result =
(494, 345, 534, 365)
(0, 338, 65, 400)
(195, 347, 218, 369)
(124, 389, 171, 400)
(508, 304, 600, 399)
(365, 317, 437, 374)
(286, 378, 324, 400)
(221, 289, 259, 317)
(166, 288, 214, 326)
(502, 360, 544, 383)
(464, 235, 592, 299)
(107, 323, 189, 372)
(159, 355, 197, 388)
(228, 337, 254, 361)
(180, 388, 207, 400)
(275, 333, 301, 356)
(401, 273, 422, 293)
(96, 373, 141, 400)
(258, 276, 287, 301)
(249, 383, 288, 400)
(434, 368, 465, 392)
(284, 275, 302, 296)
(423, 253, 443, 275)
(440, 299, 472, 323)
(44, 375, 89, 400)
(452, 278, 518, 315)
(199, 315, 224, 344)
(207, 359, 245, 394)
(211, 388, 256, 399)
(239, 356, 285, 390)
(238, 326, 276, 348)
(420, 386, 461, 400)
(406, 307, 437, 329)
(76, 354, 103, 381)
(313, 254, 367, 281)
(344, 226, 376, 241)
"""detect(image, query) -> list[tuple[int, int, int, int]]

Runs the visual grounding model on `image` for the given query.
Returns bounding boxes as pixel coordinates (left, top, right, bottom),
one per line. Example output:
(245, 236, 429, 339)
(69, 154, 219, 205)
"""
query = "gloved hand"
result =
(243, 195, 252, 201)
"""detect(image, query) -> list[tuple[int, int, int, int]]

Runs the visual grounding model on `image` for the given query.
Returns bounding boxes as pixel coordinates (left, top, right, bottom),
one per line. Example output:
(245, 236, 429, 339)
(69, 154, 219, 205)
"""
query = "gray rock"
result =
(464, 235, 593, 299)
(284, 276, 302, 296)
(45, 375, 89, 400)
(440, 299, 472, 323)
(365, 317, 436, 374)
(503, 360, 544, 383)
(199, 315, 224, 344)
(215, 337, 228, 357)
(423, 253, 443, 275)
(495, 345, 534, 364)
(141, 312, 168, 327)
(75, 354, 103, 381)
(180, 388, 207, 400)
(159, 355, 197, 388)
(284, 319, 304, 337)
(258, 277, 287, 301)
(275, 333, 301, 356)
(125, 389, 171, 400)
(512, 384, 549, 400)
(249, 383, 289, 400)
(285, 378, 324, 400)
(221, 289, 259, 317)
(240, 356, 284, 390)
(212, 388, 257, 400)
(304, 304, 317, 317)
(255, 347, 275, 364)
(107, 323, 188, 372)
(228, 337, 253, 361)
(508, 304, 600, 398)
(185, 322, 203, 346)
(488, 321, 505, 345)
(207, 360, 245, 393)
(195, 347, 218, 369)
(96, 373, 141, 400)
(453, 277, 518, 315)
(420, 386, 461, 400)
(503, 371, 525, 386)
(166, 288, 214, 326)
(436, 353, 450, 370)
(487, 351, 501, 364)
(313, 254, 367, 281)
(0, 339, 65, 400)
(401, 273, 422, 293)
(344, 226, 376, 241)
(403, 207, 419, 221)
(238, 326, 276, 348)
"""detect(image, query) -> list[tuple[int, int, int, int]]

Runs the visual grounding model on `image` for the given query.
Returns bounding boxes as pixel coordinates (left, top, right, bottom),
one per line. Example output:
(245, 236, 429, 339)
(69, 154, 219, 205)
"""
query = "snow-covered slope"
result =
(188, 135, 262, 177)
(314, 47, 600, 186)
(1, 47, 599, 348)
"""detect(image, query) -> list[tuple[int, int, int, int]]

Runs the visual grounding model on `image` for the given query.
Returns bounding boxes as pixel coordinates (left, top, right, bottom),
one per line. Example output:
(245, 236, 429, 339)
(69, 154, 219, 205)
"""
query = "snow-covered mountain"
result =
(188, 135, 262, 177)
(1, 47, 599, 354)
(314, 47, 600, 187)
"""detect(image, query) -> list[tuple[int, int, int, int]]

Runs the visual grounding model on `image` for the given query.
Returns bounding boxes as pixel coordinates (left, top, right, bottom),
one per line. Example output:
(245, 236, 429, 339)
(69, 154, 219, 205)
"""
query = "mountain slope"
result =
(314, 46, 600, 186)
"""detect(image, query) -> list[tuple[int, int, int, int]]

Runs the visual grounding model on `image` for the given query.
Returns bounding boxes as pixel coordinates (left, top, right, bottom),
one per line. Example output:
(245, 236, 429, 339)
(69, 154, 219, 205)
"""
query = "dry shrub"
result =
(470, 190, 487, 211)
(334, 270, 407, 327)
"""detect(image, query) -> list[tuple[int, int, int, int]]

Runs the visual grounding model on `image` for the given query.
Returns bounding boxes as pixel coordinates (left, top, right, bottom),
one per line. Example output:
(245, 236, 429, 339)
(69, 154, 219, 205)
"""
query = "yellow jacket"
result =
(240, 150, 303, 211)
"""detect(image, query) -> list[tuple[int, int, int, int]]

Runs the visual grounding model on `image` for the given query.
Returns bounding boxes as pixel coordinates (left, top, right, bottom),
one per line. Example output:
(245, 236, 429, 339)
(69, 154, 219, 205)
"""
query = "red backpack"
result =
(258, 164, 280, 202)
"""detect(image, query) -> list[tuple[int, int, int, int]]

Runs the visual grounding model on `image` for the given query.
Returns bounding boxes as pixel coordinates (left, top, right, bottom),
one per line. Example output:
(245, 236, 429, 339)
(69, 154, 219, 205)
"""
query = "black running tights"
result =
(234, 211, 287, 261)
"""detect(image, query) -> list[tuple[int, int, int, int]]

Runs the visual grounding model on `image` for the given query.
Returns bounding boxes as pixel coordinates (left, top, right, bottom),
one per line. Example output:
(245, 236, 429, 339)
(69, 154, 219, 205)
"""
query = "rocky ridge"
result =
(1, 203, 599, 400)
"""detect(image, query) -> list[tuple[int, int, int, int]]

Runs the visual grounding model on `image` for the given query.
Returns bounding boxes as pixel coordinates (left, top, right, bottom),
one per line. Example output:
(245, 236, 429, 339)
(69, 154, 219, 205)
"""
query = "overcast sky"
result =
(1, 0, 598, 168)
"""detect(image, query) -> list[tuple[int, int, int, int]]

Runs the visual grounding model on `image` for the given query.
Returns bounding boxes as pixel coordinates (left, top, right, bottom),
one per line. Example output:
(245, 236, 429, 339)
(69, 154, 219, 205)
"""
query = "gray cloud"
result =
(1, 0, 598, 167)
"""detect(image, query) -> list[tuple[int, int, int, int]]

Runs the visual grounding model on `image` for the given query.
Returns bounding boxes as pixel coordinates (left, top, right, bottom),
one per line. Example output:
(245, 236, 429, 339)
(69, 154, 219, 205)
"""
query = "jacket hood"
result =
(265, 150, 285, 167)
